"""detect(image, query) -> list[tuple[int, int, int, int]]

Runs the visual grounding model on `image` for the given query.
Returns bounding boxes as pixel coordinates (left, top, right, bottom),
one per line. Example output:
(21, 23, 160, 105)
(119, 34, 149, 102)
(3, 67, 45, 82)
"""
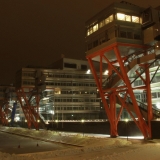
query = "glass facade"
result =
(16, 59, 109, 122)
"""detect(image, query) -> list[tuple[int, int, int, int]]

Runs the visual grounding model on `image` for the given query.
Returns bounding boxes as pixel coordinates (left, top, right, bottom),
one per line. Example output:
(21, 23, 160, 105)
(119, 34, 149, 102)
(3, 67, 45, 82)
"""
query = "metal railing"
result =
(120, 93, 160, 118)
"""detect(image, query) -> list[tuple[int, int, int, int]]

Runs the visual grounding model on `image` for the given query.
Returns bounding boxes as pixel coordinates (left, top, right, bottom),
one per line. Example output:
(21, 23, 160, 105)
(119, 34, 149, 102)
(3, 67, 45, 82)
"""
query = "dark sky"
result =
(0, 0, 159, 85)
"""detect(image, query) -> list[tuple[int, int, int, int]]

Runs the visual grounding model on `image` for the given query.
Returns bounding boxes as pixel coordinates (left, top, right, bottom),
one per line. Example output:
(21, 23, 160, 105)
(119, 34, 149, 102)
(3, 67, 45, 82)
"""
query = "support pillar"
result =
(145, 64, 153, 139)
(114, 46, 149, 139)
(109, 93, 118, 137)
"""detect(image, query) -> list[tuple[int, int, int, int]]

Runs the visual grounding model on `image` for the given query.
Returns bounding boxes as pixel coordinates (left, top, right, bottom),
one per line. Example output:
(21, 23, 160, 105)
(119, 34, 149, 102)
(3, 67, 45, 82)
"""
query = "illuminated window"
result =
(109, 15, 113, 22)
(105, 15, 113, 24)
(89, 27, 93, 34)
(99, 20, 105, 28)
(125, 15, 131, 22)
(132, 16, 139, 23)
(105, 17, 110, 24)
(93, 24, 98, 32)
(87, 29, 90, 36)
(87, 27, 93, 36)
(117, 13, 125, 20)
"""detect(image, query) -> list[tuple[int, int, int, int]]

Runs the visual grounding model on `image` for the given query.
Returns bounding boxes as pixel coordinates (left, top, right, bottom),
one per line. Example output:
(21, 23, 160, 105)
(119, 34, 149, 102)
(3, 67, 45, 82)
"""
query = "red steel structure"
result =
(16, 70, 48, 129)
(85, 1, 160, 139)
(16, 87, 41, 130)
(87, 42, 159, 139)
(0, 105, 9, 125)
(0, 99, 12, 126)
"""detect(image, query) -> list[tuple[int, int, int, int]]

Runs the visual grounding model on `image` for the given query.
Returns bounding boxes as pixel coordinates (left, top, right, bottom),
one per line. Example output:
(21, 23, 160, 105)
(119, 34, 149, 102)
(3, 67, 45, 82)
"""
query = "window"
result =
(125, 15, 131, 22)
(105, 17, 110, 24)
(81, 65, 87, 70)
(109, 15, 113, 22)
(99, 36, 106, 44)
(23, 81, 28, 85)
(99, 20, 105, 28)
(134, 33, 141, 40)
(93, 24, 98, 32)
(87, 27, 93, 36)
(142, 9, 151, 24)
(134, 81, 139, 86)
(93, 40, 98, 47)
(87, 29, 90, 36)
(117, 13, 140, 23)
(120, 31, 127, 38)
(64, 63, 77, 69)
(87, 15, 113, 36)
(117, 13, 125, 20)
(132, 16, 139, 23)
(152, 92, 157, 98)
(88, 43, 92, 50)
(127, 32, 133, 39)
(105, 15, 113, 24)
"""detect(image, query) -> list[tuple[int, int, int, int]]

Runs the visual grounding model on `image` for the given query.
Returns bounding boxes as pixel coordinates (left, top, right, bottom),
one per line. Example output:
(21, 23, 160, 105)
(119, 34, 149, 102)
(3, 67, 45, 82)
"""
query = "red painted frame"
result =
(87, 42, 153, 139)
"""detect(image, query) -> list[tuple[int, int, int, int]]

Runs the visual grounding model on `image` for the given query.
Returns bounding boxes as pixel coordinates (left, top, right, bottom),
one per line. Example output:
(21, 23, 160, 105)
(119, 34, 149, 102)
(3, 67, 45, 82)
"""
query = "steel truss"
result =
(0, 106, 8, 125)
(16, 87, 40, 130)
(87, 42, 159, 139)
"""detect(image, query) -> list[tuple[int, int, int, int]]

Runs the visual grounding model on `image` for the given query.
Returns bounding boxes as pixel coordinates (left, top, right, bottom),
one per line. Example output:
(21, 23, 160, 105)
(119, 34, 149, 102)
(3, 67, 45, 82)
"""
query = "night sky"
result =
(0, 0, 159, 85)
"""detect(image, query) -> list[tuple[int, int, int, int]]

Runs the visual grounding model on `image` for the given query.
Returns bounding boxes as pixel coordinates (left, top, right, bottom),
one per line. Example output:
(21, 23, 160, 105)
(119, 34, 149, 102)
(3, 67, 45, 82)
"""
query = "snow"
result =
(0, 126, 160, 160)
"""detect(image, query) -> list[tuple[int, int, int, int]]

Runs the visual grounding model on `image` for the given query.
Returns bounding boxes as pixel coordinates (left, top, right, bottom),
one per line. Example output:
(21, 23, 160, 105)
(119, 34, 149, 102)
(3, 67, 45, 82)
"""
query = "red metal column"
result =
(114, 45, 149, 138)
(0, 107, 8, 125)
(16, 88, 32, 128)
(16, 88, 39, 130)
(109, 93, 118, 137)
(145, 64, 153, 139)
(88, 57, 118, 137)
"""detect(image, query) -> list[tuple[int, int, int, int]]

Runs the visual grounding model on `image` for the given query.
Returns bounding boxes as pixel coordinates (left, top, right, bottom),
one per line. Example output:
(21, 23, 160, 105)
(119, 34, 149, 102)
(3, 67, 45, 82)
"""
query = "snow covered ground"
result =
(0, 126, 160, 160)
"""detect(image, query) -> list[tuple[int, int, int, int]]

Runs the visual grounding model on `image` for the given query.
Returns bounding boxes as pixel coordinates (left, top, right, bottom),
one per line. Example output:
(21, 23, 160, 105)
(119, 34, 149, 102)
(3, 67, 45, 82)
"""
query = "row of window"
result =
(134, 75, 160, 86)
(40, 105, 100, 110)
(60, 90, 96, 95)
(0, 88, 15, 92)
(41, 106, 100, 111)
(135, 92, 160, 103)
(44, 90, 96, 95)
(87, 26, 141, 51)
(40, 106, 100, 114)
(23, 72, 95, 79)
(120, 31, 141, 39)
(23, 81, 97, 87)
(87, 13, 140, 36)
(87, 15, 114, 36)
(48, 98, 100, 102)
(64, 63, 88, 70)
(116, 13, 140, 23)
(60, 107, 99, 111)
(43, 113, 101, 120)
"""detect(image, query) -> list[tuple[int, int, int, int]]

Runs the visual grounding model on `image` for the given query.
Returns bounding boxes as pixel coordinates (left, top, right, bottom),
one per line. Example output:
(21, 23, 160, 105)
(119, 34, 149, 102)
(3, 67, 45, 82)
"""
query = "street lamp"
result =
(81, 119, 84, 136)
(51, 109, 55, 130)
(55, 119, 58, 132)
(125, 119, 129, 141)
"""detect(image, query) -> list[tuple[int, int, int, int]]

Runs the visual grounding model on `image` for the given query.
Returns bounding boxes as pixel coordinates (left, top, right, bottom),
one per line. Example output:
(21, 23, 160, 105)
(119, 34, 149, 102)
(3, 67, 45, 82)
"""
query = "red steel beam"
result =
(145, 64, 153, 139)
(114, 45, 149, 138)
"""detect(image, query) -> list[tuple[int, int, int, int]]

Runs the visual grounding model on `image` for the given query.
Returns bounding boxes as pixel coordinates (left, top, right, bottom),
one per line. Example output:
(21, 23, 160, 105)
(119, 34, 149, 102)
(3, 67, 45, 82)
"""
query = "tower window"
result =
(125, 15, 131, 22)
(132, 16, 139, 23)
(117, 13, 125, 20)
